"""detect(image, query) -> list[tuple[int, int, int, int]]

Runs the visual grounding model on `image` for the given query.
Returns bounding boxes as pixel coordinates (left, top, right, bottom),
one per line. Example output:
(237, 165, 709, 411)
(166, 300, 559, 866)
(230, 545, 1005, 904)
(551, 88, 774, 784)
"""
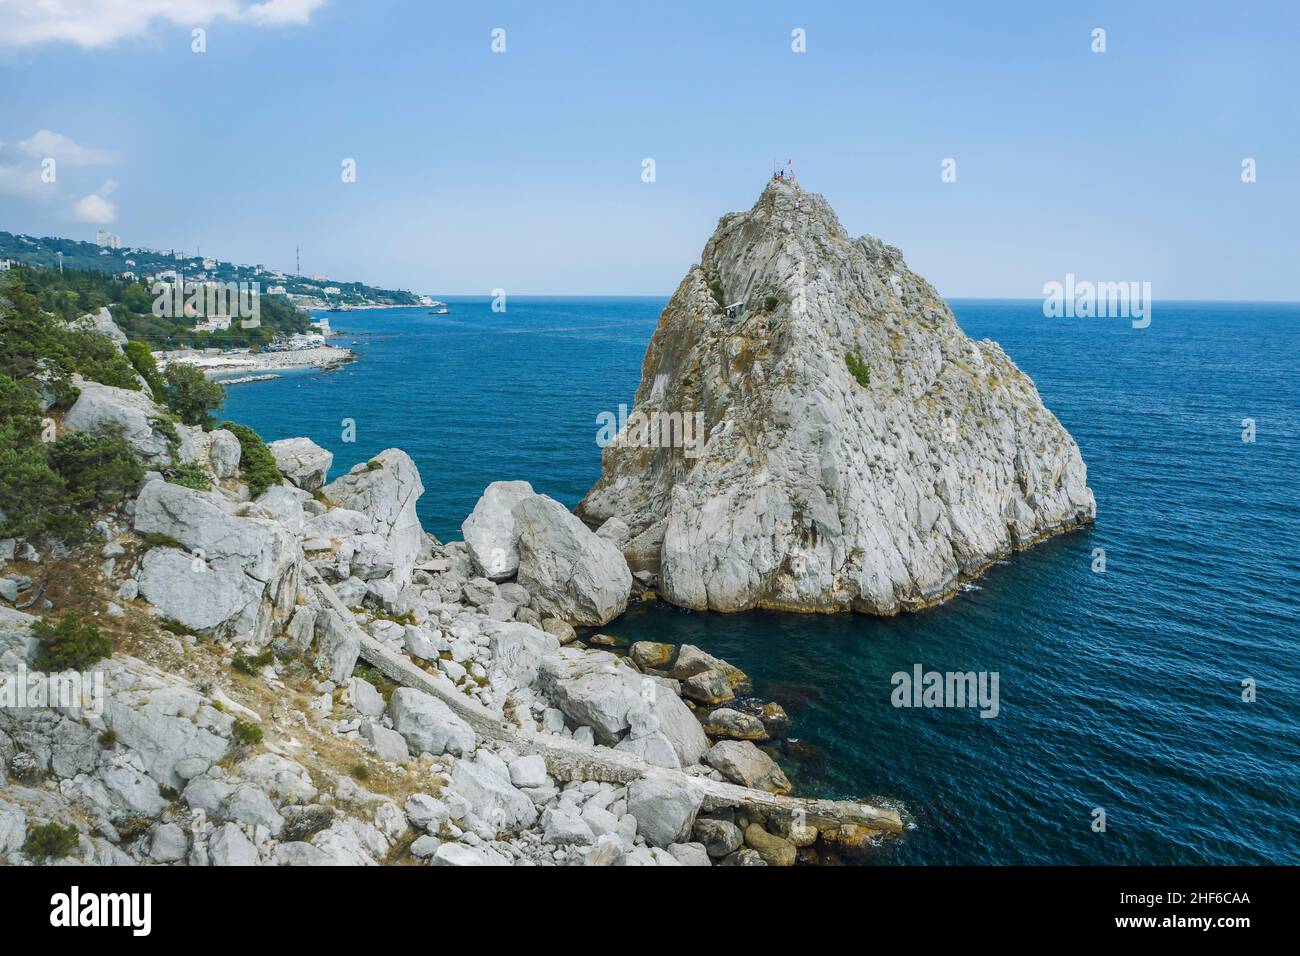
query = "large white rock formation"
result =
(64, 380, 175, 467)
(269, 437, 333, 492)
(578, 179, 1095, 614)
(133, 479, 299, 641)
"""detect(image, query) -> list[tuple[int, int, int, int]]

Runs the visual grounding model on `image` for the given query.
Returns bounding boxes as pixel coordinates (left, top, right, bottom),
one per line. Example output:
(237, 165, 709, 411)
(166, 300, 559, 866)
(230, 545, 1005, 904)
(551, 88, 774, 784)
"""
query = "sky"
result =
(0, 0, 1296, 298)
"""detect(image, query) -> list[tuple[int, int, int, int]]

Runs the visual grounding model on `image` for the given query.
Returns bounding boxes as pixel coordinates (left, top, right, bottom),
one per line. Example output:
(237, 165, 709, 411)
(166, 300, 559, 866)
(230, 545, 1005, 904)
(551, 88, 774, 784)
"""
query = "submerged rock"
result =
(578, 179, 1095, 613)
(704, 740, 792, 794)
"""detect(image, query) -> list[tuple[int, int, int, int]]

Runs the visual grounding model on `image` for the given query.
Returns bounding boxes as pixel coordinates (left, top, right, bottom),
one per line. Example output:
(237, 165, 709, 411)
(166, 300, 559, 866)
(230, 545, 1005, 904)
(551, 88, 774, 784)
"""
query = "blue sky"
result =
(1, 0, 1295, 298)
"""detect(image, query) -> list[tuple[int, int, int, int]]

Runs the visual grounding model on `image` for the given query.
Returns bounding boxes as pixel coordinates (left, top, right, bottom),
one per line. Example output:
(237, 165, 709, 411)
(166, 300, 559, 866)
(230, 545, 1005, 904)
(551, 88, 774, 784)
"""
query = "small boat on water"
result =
(427, 300, 449, 314)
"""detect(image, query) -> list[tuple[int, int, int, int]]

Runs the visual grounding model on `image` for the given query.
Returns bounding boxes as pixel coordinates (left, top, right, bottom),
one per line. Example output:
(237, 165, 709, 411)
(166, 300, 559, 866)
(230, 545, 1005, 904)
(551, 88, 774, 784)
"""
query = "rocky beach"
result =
(163, 345, 357, 382)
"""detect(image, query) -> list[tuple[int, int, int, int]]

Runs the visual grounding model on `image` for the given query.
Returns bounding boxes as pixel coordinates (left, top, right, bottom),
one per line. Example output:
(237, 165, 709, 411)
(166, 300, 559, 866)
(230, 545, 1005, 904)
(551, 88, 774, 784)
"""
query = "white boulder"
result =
(268, 437, 333, 491)
(513, 494, 632, 627)
(323, 449, 424, 585)
(64, 379, 173, 465)
(387, 687, 475, 757)
(537, 647, 708, 765)
(626, 777, 704, 848)
(462, 480, 535, 581)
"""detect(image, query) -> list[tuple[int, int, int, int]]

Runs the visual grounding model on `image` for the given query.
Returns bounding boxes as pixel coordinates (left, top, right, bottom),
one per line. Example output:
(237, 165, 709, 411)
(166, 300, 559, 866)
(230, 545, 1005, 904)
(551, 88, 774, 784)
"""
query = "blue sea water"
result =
(221, 297, 1299, 865)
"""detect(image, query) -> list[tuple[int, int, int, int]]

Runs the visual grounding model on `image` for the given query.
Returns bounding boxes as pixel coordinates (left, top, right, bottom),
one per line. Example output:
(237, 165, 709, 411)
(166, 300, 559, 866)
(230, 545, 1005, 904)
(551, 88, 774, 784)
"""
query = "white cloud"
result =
(18, 130, 112, 166)
(0, 142, 47, 198)
(71, 180, 119, 224)
(243, 0, 324, 25)
(0, 0, 327, 49)
(0, 163, 46, 198)
(0, 131, 112, 198)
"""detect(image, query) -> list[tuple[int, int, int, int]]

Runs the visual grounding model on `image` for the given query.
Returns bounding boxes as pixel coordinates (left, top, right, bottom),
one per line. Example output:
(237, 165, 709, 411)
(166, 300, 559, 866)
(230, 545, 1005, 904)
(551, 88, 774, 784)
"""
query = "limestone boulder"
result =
(448, 757, 538, 830)
(268, 437, 333, 491)
(485, 620, 560, 694)
(537, 646, 707, 765)
(626, 776, 703, 848)
(208, 428, 242, 478)
(323, 449, 424, 585)
(513, 494, 631, 627)
(64, 379, 173, 466)
(76, 306, 128, 347)
(387, 687, 475, 757)
(133, 480, 299, 641)
(743, 823, 796, 866)
(137, 547, 261, 634)
(461, 480, 536, 581)
(704, 740, 792, 794)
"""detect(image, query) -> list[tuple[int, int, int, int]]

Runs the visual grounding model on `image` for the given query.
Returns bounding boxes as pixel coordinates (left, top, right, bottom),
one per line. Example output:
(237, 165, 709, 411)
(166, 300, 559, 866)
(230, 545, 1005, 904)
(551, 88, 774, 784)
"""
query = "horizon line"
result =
(370, 294, 1300, 305)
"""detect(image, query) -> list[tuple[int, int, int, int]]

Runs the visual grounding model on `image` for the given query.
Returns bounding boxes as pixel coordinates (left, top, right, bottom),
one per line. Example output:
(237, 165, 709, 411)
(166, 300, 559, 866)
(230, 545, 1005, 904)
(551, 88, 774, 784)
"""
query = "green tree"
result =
(120, 283, 153, 313)
(32, 612, 113, 671)
(0, 372, 66, 537)
(162, 362, 225, 427)
(47, 428, 144, 511)
(23, 822, 80, 861)
(221, 421, 281, 496)
(124, 340, 164, 394)
(0, 425, 67, 538)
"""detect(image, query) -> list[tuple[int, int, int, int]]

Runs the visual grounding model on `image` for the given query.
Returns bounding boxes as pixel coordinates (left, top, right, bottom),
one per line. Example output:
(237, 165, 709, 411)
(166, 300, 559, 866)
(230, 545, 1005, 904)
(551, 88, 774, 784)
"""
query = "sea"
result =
(220, 296, 1299, 865)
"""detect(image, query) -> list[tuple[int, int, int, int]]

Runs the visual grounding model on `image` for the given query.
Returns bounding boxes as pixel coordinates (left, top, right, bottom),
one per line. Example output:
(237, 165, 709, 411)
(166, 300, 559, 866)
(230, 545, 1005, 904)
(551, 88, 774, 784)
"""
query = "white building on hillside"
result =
(195, 314, 232, 333)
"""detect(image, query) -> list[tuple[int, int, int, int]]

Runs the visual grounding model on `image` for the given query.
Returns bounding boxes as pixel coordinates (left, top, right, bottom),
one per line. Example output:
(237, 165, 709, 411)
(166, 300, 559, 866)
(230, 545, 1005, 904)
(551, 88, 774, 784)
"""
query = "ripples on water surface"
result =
(223, 297, 1299, 864)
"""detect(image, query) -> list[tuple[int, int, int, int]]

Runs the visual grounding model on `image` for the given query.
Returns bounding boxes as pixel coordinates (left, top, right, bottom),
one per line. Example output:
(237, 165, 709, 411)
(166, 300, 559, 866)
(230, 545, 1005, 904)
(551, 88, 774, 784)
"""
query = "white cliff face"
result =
(578, 180, 1095, 614)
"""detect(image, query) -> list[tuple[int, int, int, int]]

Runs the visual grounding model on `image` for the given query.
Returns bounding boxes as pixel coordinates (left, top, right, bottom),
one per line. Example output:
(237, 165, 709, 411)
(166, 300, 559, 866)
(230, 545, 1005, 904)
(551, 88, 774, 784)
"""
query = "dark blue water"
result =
(222, 297, 1299, 865)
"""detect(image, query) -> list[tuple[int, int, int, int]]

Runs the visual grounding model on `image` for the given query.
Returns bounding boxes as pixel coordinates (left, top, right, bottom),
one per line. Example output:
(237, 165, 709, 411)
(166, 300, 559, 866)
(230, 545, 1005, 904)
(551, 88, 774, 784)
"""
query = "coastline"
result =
(162, 344, 357, 380)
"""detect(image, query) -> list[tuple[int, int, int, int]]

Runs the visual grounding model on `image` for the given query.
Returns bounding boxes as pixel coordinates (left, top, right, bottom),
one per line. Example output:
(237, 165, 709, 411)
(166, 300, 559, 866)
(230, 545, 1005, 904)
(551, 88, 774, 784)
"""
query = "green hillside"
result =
(3, 264, 309, 350)
(0, 230, 422, 309)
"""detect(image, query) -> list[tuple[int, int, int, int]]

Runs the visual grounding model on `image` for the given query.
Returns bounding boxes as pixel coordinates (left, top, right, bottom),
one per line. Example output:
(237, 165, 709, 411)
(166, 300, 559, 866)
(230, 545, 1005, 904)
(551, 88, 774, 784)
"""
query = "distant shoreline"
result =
(161, 344, 357, 380)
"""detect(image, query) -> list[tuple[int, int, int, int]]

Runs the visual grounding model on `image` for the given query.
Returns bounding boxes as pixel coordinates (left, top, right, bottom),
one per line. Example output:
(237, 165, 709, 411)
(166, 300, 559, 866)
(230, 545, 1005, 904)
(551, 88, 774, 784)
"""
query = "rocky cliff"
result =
(578, 179, 1096, 614)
